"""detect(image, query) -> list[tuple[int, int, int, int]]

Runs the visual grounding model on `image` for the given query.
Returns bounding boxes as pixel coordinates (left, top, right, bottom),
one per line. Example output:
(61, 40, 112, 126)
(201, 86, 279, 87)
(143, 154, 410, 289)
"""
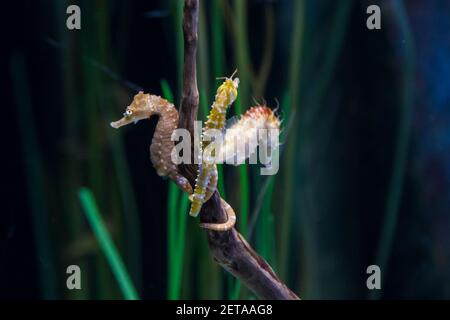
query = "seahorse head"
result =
(216, 74, 239, 106)
(110, 91, 165, 128)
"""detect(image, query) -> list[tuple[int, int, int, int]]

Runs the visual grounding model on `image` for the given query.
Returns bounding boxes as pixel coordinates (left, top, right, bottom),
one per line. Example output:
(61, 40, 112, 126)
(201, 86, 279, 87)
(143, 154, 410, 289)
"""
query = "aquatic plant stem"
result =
(93, 3, 142, 291)
(234, 0, 251, 231)
(78, 188, 139, 300)
(167, 181, 179, 295)
(210, 0, 229, 298)
(232, 0, 252, 298)
(278, 0, 305, 281)
(297, 2, 352, 298)
(162, 80, 190, 299)
(252, 6, 275, 98)
(11, 55, 58, 299)
(372, 0, 415, 299)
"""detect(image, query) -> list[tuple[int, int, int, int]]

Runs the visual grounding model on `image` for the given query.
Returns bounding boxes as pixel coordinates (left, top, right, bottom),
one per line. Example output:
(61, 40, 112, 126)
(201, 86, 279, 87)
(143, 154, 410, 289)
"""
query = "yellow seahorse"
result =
(110, 92, 193, 194)
(189, 72, 239, 217)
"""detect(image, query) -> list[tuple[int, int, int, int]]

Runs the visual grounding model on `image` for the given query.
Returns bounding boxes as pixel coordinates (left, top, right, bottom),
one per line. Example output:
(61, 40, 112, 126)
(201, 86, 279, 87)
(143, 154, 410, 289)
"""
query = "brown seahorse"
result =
(110, 92, 192, 194)
(110, 91, 236, 231)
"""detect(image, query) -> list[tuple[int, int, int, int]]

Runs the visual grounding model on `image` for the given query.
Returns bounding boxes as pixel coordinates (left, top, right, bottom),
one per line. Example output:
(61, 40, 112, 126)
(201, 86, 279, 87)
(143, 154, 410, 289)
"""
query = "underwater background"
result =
(2, 0, 450, 299)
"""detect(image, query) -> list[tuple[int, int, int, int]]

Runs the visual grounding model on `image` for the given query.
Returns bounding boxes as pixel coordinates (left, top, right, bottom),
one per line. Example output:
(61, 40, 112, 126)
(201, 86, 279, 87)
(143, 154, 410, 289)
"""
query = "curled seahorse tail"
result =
(199, 198, 236, 231)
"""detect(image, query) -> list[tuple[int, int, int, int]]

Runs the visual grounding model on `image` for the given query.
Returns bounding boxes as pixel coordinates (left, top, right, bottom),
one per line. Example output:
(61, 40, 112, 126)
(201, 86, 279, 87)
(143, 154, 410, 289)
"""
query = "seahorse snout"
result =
(110, 117, 130, 129)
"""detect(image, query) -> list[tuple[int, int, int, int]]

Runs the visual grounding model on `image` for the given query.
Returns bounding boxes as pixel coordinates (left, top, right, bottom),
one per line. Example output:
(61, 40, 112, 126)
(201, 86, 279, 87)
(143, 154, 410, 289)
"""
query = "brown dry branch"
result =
(177, 0, 299, 300)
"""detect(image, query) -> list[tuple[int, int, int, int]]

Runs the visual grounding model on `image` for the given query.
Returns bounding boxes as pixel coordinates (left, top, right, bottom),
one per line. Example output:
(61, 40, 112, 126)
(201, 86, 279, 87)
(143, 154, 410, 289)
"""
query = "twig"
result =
(177, 0, 299, 300)
(178, 0, 199, 135)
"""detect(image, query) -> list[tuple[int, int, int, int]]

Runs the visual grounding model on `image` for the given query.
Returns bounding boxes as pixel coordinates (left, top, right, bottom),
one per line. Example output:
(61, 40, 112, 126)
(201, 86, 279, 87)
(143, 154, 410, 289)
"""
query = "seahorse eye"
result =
(124, 109, 133, 117)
